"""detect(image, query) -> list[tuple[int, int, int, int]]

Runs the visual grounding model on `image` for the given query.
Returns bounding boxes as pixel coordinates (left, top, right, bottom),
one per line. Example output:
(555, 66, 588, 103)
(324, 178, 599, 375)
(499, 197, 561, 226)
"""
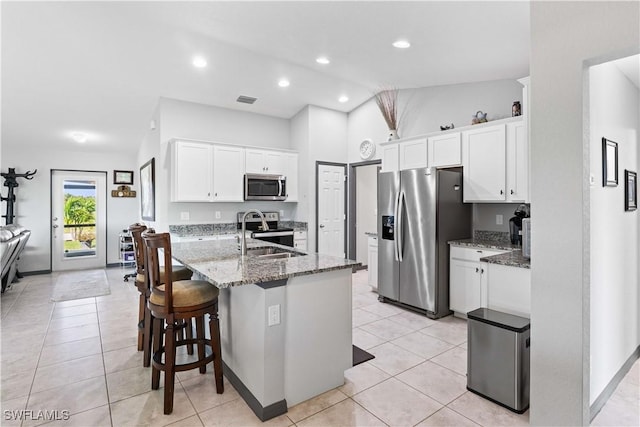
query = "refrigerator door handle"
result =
(393, 191, 400, 261)
(397, 190, 406, 262)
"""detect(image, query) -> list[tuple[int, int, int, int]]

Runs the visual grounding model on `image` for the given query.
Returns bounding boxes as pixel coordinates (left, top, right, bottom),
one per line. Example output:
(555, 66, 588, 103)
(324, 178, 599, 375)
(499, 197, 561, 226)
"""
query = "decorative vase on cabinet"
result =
(387, 129, 399, 141)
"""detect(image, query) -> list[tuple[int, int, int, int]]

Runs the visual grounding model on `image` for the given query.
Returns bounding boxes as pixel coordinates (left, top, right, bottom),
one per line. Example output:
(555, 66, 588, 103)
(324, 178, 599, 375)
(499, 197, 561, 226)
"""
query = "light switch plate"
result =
(496, 214, 503, 225)
(180, 211, 190, 220)
(215, 211, 221, 219)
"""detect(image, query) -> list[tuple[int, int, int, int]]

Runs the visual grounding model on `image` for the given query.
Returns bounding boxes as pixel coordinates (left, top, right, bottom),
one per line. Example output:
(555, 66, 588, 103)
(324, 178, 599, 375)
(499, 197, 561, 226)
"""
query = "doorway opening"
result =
(316, 161, 347, 257)
(348, 160, 381, 265)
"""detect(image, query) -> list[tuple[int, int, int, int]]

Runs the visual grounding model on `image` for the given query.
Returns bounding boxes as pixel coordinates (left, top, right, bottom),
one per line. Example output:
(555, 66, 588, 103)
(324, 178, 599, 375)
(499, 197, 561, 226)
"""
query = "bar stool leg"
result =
(164, 320, 176, 415)
(143, 304, 153, 368)
(151, 317, 163, 390)
(195, 316, 206, 374)
(209, 311, 224, 393)
(137, 293, 145, 351)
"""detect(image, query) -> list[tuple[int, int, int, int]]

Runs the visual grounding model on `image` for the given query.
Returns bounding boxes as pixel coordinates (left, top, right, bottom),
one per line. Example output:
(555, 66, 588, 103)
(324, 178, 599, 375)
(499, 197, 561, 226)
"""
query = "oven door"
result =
(244, 174, 287, 201)
(251, 231, 294, 247)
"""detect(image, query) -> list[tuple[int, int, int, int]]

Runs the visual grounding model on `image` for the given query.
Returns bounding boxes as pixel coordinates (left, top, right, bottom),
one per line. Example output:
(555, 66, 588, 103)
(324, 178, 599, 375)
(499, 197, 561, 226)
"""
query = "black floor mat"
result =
(352, 345, 375, 366)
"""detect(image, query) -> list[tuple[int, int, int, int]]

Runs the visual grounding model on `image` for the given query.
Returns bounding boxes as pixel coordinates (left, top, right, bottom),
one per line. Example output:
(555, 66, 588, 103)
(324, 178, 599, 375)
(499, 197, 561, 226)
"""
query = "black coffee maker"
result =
(509, 204, 530, 245)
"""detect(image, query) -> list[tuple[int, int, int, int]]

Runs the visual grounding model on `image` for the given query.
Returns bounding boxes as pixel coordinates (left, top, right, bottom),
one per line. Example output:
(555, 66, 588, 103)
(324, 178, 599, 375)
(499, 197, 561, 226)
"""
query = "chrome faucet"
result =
(240, 209, 269, 255)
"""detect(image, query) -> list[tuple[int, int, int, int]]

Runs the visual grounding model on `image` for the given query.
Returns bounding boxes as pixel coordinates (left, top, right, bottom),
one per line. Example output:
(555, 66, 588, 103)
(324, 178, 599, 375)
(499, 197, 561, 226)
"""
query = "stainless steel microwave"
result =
(244, 174, 287, 201)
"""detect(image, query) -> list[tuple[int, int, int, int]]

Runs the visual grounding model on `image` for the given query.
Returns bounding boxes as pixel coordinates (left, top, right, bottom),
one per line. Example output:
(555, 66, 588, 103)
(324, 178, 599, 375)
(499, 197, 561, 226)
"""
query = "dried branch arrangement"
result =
(374, 88, 399, 131)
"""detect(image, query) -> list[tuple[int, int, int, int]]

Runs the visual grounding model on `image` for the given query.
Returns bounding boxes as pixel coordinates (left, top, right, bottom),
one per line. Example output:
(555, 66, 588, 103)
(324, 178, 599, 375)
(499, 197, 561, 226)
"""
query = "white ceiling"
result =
(1, 1, 531, 155)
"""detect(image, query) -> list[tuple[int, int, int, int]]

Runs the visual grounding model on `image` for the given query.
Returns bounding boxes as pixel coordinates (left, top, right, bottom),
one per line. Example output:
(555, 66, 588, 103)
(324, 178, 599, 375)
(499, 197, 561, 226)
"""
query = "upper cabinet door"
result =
(245, 149, 285, 174)
(212, 145, 245, 202)
(171, 141, 213, 202)
(462, 124, 507, 202)
(506, 121, 529, 202)
(381, 144, 399, 172)
(398, 137, 428, 170)
(428, 132, 461, 168)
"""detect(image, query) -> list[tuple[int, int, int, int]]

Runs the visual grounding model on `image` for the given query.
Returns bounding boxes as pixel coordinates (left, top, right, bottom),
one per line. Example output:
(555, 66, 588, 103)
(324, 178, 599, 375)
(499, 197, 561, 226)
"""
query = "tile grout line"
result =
(94, 293, 114, 427)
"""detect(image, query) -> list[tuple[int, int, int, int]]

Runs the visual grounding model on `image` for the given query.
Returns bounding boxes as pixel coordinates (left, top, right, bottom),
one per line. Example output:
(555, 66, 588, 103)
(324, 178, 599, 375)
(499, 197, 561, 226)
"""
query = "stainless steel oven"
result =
(244, 174, 287, 201)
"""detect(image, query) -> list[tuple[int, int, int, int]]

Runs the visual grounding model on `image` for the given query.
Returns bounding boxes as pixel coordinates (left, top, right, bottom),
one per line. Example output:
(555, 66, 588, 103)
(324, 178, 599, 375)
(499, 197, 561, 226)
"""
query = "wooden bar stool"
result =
(142, 230, 224, 414)
(128, 223, 193, 366)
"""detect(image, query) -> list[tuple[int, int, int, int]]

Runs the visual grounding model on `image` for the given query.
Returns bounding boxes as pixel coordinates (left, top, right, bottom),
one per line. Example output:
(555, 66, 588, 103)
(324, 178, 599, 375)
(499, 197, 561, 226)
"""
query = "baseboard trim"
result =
(590, 345, 640, 421)
(20, 269, 51, 276)
(222, 361, 287, 421)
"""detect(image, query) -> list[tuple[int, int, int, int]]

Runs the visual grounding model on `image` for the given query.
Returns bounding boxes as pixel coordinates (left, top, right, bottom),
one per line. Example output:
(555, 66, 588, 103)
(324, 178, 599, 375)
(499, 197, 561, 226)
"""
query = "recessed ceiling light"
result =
(392, 39, 411, 49)
(192, 56, 207, 68)
(338, 95, 349, 103)
(316, 56, 330, 65)
(71, 132, 88, 143)
(278, 79, 290, 88)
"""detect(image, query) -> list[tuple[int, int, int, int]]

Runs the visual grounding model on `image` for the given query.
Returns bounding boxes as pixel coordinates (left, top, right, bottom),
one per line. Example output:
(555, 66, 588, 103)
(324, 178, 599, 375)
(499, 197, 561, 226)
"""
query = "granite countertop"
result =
(448, 238, 530, 268)
(480, 250, 530, 269)
(171, 238, 359, 288)
(448, 238, 521, 251)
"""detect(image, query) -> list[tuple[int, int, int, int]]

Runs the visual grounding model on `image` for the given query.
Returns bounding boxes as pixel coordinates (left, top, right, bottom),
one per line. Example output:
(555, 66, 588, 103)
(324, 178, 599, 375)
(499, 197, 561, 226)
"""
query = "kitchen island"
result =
(170, 237, 359, 421)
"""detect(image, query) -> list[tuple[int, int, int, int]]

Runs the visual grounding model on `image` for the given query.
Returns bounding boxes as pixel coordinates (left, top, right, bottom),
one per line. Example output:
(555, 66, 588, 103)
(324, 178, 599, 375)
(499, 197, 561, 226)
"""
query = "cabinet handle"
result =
(500, 189, 504, 195)
(481, 268, 484, 274)
(214, 193, 218, 197)
(475, 267, 479, 273)
(510, 189, 514, 195)
(207, 192, 210, 196)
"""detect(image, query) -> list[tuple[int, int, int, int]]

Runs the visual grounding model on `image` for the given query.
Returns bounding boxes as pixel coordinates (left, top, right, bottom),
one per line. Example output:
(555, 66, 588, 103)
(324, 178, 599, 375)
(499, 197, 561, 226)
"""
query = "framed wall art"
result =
(602, 137, 618, 187)
(625, 170, 637, 211)
(113, 170, 133, 185)
(140, 158, 155, 221)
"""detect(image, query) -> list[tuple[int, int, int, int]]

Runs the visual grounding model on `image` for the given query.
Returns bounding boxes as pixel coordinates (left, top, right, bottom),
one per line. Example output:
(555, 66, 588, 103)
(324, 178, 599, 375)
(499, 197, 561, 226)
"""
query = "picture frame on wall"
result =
(140, 158, 155, 221)
(625, 170, 637, 211)
(113, 170, 134, 185)
(602, 137, 618, 187)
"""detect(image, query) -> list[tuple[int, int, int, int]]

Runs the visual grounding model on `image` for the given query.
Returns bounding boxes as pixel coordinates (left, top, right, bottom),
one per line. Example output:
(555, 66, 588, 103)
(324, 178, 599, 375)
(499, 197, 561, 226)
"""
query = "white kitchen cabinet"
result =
(506, 121, 529, 202)
(428, 132, 461, 168)
(449, 246, 509, 316)
(294, 230, 307, 251)
(212, 145, 245, 202)
(486, 263, 531, 317)
(380, 143, 399, 172)
(245, 148, 285, 175)
(171, 140, 214, 202)
(367, 235, 378, 291)
(462, 124, 507, 202)
(398, 137, 428, 170)
(283, 152, 299, 202)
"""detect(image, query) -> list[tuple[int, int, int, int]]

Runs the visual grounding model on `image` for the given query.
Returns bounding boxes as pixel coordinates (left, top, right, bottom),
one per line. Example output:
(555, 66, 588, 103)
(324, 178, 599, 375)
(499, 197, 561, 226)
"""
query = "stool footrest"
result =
(152, 339, 215, 373)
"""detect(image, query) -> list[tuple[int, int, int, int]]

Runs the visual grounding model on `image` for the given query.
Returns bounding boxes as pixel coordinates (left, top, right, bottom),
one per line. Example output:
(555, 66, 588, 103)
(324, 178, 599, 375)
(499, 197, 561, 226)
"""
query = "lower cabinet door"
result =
(450, 259, 481, 315)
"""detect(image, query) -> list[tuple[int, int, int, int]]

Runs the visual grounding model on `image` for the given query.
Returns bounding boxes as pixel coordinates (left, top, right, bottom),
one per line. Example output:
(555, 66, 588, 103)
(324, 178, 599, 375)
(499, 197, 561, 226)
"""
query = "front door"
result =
(317, 163, 346, 257)
(51, 170, 107, 271)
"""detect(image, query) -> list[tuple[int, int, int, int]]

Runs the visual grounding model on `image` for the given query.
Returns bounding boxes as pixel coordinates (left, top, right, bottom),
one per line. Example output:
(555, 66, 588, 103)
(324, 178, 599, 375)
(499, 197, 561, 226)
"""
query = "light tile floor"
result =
(0, 268, 637, 426)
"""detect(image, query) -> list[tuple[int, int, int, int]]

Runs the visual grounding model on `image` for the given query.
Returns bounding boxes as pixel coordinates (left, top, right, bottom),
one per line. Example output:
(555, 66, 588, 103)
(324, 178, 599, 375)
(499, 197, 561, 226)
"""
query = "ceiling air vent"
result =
(236, 95, 257, 104)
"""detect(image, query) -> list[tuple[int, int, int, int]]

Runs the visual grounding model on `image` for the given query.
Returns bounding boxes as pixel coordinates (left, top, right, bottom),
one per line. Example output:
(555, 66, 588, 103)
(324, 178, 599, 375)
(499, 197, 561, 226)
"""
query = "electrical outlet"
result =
(496, 214, 503, 225)
(268, 305, 280, 326)
(180, 211, 190, 221)
(215, 211, 221, 219)
(279, 210, 285, 217)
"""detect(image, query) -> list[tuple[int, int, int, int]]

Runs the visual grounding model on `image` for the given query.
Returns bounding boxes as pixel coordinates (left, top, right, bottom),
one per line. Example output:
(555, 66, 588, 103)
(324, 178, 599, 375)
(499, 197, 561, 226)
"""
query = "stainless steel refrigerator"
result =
(377, 167, 471, 318)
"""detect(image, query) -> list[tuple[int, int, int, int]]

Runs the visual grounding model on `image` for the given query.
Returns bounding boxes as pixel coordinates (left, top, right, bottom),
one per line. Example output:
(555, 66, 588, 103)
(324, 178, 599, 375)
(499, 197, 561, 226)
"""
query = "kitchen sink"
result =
(245, 246, 304, 259)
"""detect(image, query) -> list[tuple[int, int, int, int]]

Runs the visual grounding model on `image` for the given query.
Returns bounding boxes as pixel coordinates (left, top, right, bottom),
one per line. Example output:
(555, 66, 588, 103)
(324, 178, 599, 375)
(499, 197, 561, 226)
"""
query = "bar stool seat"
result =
(150, 280, 218, 308)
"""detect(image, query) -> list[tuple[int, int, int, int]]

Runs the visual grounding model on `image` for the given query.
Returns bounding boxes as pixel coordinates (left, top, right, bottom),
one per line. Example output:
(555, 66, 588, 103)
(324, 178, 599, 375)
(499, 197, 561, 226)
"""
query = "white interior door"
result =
(52, 170, 107, 271)
(317, 164, 345, 257)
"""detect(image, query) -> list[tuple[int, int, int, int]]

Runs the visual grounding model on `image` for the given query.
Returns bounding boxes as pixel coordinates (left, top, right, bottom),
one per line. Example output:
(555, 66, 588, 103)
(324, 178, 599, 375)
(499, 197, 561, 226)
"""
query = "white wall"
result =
(137, 97, 294, 231)
(346, 79, 523, 164)
(1, 145, 139, 272)
(529, 2, 639, 425)
(589, 60, 639, 403)
(305, 106, 349, 251)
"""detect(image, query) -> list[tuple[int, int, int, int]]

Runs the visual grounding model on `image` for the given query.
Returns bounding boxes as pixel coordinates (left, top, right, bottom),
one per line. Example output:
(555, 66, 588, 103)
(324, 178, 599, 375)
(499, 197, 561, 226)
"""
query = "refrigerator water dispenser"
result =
(381, 215, 394, 240)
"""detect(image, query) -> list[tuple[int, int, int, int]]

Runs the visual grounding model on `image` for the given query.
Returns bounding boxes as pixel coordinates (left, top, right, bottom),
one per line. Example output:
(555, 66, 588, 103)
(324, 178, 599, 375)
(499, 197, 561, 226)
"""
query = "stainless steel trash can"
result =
(467, 308, 530, 413)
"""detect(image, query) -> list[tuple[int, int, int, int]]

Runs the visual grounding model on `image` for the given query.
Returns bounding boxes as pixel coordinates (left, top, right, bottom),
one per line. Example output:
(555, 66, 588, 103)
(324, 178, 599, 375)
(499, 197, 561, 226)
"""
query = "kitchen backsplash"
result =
(474, 230, 510, 242)
(169, 221, 308, 237)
